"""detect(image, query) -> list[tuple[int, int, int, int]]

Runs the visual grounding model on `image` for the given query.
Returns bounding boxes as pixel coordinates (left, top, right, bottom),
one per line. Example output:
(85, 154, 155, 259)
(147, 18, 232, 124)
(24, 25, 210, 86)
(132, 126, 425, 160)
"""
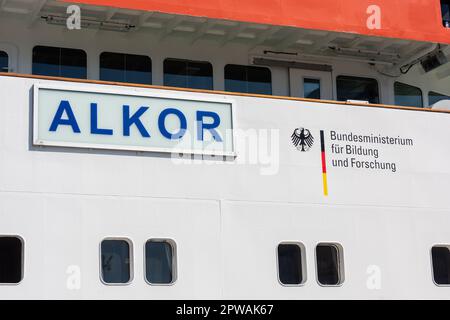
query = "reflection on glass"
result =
(0, 51, 8, 72)
(101, 239, 131, 284)
(145, 240, 174, 284)
(304, 78, 321, 99)
(278, 244, 303, 285)
(225, 64, 272, 95)
(100, 52, 152, 84)
(394, 82, 423, 108)
(337, 76, 379, 104)
(32, 46, 87, 79)
(164, 58, 213, 90)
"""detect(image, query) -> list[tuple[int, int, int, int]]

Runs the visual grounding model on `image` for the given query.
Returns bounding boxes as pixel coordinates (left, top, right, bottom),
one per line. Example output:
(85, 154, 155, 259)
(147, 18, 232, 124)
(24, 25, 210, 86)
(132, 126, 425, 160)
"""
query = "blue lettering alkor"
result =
(123, 105, 150, 137)
(196, 111, 222, 142)
(49, 100, 81, 133)
(90, 103, 113, 135)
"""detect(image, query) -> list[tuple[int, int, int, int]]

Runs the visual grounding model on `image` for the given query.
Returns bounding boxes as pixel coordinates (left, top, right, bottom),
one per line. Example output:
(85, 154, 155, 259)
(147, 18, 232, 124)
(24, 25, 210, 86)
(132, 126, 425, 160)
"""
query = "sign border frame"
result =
(32, 83, 237, 157)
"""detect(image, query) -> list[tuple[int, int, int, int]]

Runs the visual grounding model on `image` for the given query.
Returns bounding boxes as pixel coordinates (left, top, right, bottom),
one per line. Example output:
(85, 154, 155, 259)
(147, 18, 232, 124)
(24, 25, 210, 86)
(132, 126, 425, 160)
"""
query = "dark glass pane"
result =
(394, 82, 423, 108)
(33, 46, 87, 79)
(432, 246, 450, 285)
(225, 64, 272, 95)
(442, 0, 450, 27)
(165, 59, 213, 90)
(278, 244, 303, 285)
(100, 52, 126, 82)
(125, 54, 152, 84)
(61, 48, 87, 79)
(101, 240, 131, 284)
(316, 244, 341, 285)
(32, 46, 60, 77)
(145, 241, 174, 284)
(247, 66, 272, 95)
(429, 91, 450, 106)
(304, 78, 321, 99)
(0, 51, 8, 72)
(186, 61, 213, 90)
(164, 59, 188, 88)
(0, 237, 23, 283)
(337, 76, 380, 104)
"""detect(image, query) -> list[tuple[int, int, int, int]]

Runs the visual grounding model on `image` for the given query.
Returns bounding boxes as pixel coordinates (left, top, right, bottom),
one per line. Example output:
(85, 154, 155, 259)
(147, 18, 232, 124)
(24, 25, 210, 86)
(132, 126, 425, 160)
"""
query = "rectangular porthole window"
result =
(429, 91, 450, 107)
(225, 64, 272, 95)
(145, 240, 176, 285)
(336, 75, 380, 104)
(32, 46, 87, 79)
(394, 82, 423, 108)
(432, 246, 450, 285)
(303, 78, 321, 99)
(164, 58, 213, 90)
(0, 236, 23, 284)
(100, 239, 132, 284)
(316, 243, 344, 286)
(0, 51, 8, 72)
(100, 52, 152, 84)
(277, 243, 306, 285)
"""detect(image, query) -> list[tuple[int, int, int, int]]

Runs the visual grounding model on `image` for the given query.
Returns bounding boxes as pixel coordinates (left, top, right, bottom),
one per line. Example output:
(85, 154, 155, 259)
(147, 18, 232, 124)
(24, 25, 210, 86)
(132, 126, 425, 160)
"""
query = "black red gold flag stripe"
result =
(320, 130, 328, 196)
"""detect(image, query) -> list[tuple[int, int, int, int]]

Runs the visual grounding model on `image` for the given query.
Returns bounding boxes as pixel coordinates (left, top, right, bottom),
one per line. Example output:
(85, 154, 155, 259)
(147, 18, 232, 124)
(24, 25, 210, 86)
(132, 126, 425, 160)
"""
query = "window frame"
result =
(431, 244, 450, 287)
(276, 242, 307, 287)
(335, 74, 381, 104)
(315, 242, 345, 287)
(144, 238, 177, 286)
(99, 51, 152, 85)
(394, 81, 424, 108)
(99, 237, 134, 286)
(32, 45, 88, 79)
(303, 77, 322, 100)
(224, 64, 272, 95)
(163, 57, 213, 90)
(0, 235, 24, 285)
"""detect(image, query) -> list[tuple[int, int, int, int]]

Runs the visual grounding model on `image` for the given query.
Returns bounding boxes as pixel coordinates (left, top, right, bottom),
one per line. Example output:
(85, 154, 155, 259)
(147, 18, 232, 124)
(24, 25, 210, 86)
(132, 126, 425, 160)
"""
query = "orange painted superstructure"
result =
(62, 0, 450, 44)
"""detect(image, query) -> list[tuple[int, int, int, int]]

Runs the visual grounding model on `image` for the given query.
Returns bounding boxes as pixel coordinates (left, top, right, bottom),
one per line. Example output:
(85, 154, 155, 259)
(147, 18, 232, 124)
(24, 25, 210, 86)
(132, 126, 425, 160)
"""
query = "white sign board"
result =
(33, 84, 235, 156)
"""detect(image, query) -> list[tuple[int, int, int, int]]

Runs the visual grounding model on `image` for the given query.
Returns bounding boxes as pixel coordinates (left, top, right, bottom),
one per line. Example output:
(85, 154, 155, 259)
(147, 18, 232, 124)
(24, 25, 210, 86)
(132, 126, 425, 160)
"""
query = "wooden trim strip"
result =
(1, 72, 450, 114)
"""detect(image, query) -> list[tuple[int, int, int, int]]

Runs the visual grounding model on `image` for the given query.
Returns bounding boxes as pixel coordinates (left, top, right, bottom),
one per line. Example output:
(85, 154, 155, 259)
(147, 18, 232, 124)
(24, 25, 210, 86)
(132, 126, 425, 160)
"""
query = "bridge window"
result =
(145, 240, 176, 285)
(304, 78, 321, 99)
(316, 243, 344, 286)
(429, 91, 450, 107)
(277, 243, 305, 285)
(394, 82, 423, 108)
(164, 58, 213, 90)
(225, 64, 272, 95)
(100, 52, 152, 85)
(0, 51, 8, 72)
(101, 239, 132, 284)
(0, 236, 23, 284)
(442, 0, 450, 27)
(32, 46, 87, 79)
(336, 76, 380, 104)
(432, 246, 450, 285)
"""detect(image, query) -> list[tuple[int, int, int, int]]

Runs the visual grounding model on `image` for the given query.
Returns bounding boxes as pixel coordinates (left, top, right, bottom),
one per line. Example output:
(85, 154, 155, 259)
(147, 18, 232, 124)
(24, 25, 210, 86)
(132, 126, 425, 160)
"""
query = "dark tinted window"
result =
(225, 64, 272, 95)
(394, 82, 423, 108)
(316, 244, 342, 286)
(0, 51, 8, 72)
(100, 52, 152, 84)
(145, 240, 175, 284)
(429, 91, 450, 106)
(164, 58, 213, 90)
(32, 46, 87, 79)
(432, 246, 450, 285)
(0, 237, 23, 284)
(278, 243, 304, 285)
(442, 0, 450, 27)
(304, 78, 321, 99)
(101, 239, 131, 284)
(337, 76, 380, 104)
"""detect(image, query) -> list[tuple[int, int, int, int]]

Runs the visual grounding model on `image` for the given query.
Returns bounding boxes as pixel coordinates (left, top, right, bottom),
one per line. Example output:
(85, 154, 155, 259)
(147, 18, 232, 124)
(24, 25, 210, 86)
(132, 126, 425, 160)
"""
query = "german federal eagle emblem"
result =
(291, 128, 314, 152)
